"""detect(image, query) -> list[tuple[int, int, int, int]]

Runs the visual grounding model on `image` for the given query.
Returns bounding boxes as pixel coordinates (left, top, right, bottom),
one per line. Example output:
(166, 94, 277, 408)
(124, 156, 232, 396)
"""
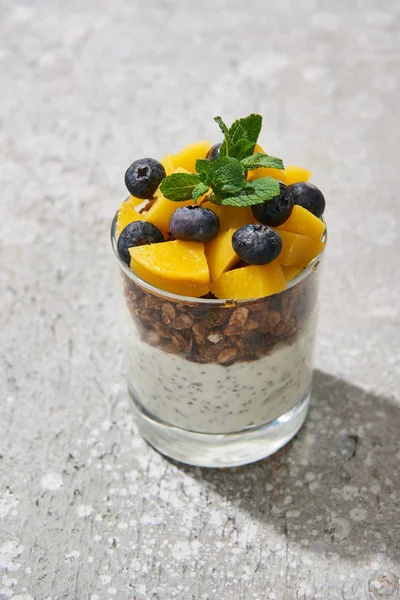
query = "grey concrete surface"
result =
(1, 0, 399, 598)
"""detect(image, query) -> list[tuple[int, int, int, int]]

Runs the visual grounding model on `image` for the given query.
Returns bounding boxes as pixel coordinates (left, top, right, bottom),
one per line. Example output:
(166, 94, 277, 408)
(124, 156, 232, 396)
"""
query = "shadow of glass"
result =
(179, 369, 400, 565)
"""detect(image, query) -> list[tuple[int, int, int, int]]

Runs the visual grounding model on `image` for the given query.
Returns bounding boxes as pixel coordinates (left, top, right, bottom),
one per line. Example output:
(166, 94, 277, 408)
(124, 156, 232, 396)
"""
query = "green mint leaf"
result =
(214, 116, 235, 157)
(195, 159, 214, 186)
(213, 177, 280, 207)
(234, 139, 257, 160)
(241, 152, 284, 171)
(192, 182, 209, 202)
(212, 156, 247, 196)
(229, 114, 262, 145)
(214, 114, 263, 160)
(214, 115, 230, 136)
(160, 172, 200, 201)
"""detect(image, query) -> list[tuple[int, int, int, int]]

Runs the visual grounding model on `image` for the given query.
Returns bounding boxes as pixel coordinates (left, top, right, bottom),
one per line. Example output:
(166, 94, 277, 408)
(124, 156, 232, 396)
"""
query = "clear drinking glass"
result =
(111, 211, 325, 467)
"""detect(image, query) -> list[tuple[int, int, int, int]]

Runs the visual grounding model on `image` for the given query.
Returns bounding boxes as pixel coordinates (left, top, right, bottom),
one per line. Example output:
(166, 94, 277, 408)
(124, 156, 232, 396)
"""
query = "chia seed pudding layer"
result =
(118, 268, 320, 434)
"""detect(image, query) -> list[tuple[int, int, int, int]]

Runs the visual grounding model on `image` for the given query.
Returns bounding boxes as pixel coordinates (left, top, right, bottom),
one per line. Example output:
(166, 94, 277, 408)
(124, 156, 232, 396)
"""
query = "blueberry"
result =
(125, 158, 166, 199)
(117, 220, 164, 265)
(170, 206, 220, 243)
(288, 182, 325, 218)
(206, 143, 222, 162)
(251, 182, 294, 227)
(232, 224, 282, 265)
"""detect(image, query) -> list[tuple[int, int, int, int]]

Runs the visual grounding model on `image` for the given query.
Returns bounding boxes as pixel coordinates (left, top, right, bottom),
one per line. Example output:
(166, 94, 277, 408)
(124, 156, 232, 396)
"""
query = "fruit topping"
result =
(232, 224, 282, 265)
(288, 182, 325, 218)
(129, 240, 210, 297)
(143, 168, 194, 233)
(251, 183, 294, 227)
(160, 154, 175, 176)
(117, 112, 328, 300)
(276, 205, 326, 241)
(284, 166, 312, 185)
(278, 230, 325, 267)
(170, 141, 212, 173)
(206, 143, 222, 162)
(247, 144, 287, 184)
(125, 158, 166, 199)
(204, 204, 257, 231)
(170, 205, 220, 243)
(205, 228, 240, 281)
(117, 221, 164, 265)
(212, 262, 285, 300)
(116, 197, 143, 237)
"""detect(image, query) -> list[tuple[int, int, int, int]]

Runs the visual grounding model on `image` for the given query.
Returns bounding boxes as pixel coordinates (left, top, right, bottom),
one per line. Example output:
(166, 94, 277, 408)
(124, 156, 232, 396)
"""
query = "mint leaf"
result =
(214, 115, 230, 137)
(229, 114, 262, 145)
(241, 152, 284, 171)
(214, 114, 263, 160)
(195, 159, 214, 186)
(192, 182, 209, 202)
(214, 116, 235, 157)
(212, 156, 246, 196)
(234, 139, 257, 160)
(213, 177, 280, 207)
(160, 172, 200, 201)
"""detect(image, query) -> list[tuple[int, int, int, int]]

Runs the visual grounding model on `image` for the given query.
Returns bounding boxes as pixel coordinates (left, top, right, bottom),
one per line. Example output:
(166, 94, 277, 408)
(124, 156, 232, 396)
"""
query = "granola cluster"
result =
(122, 269, 319, 366)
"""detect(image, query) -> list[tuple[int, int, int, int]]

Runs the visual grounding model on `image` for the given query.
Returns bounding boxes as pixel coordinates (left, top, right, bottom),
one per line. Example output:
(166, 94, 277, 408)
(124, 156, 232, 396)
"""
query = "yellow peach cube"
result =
(116, 197, 143, 237)
(205, 204, 257, 231)
(212, 261, 285, 300)
(170, 140, 212, 173)
(284, 165, 312, 185)
(277, 205, 326, 241)
(161, 154, 175, 176)
(278, 230, 325, 267)
(129, 240, 210, 297)
(205, 228, 240, 281)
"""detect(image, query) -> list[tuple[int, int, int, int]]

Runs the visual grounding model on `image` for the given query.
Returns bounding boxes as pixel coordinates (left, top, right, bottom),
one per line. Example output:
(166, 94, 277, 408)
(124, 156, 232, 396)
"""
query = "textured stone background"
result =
(1, 0, 399, 599)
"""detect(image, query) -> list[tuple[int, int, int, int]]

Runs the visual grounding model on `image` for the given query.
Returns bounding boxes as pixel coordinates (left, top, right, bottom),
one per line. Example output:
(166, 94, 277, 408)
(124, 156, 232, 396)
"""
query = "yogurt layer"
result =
(123, 313, 317, 434)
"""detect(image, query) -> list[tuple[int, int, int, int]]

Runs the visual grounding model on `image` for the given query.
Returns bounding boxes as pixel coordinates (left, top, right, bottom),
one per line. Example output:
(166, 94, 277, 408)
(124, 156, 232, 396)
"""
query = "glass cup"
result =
(111, 211, 325, 467)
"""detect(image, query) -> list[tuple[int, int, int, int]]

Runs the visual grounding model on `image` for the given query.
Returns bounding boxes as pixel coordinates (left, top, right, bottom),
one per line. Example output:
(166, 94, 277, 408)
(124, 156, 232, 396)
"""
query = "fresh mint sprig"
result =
(159, 113, 285, 207)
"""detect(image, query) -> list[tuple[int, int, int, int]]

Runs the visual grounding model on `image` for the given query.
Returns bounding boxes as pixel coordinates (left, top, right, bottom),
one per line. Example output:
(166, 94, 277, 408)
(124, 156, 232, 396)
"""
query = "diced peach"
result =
(205, 228, 240, 281)
(212, 261, 285, 300)
(129, 240, 210, 297)
(281, 265, 304, 282)
(277, 205, 326, 241)
(278, 230, 325, 267)
(170, 140, 212, 173)
(144, 168, 194, 233)
(161, 154, 175, 176)
(116, 197, 143, 236)
(283, 165, 311, 185)
(205, 204, 257, 231)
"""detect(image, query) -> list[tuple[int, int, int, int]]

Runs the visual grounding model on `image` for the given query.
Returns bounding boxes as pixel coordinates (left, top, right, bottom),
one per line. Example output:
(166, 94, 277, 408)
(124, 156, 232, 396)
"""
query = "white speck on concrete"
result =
(76, 504, 93, 518)
(64, 551, 81, 562)
(0, 542, 24, 572)
(342, 485, 359, 500)
(0, 491, 20, 520)
(40, 473, 63, 491)
(349, 507, 367, 522)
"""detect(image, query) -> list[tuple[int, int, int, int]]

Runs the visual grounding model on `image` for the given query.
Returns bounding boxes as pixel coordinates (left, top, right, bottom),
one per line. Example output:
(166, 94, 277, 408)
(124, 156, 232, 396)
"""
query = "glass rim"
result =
(110, 206, 326, 306)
